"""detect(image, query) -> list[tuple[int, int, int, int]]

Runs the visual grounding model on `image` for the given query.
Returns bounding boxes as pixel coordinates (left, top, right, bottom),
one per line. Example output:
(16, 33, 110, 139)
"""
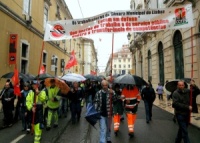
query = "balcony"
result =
(163, 0, 185, 7)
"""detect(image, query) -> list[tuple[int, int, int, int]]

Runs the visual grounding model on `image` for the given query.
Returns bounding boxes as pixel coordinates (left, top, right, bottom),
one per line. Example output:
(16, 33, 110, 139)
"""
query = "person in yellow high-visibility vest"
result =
(46, 78, 61, 131)
(26, 80, 47, 143)
(121, 85, 141, 138)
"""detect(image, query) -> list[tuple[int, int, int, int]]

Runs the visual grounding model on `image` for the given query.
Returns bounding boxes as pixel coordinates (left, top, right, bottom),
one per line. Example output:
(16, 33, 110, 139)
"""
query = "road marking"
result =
(10, 134, 26, 143)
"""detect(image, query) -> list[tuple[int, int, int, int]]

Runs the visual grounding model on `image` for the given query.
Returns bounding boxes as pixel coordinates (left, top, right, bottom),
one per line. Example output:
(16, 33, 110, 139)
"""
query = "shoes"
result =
(120, 117, 124, 122)
(107, 141, 112, 143)
(53, 124, 58, 128)
(146, 121, 149, 124)
(26, 128, 30, 134)
(129, 132, 134, 138)
(46, 127, 51, 131)
(114, 131, 118, 136)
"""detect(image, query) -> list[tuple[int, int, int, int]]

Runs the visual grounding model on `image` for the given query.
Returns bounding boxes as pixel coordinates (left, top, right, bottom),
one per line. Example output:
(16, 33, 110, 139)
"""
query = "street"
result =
(0, 102, 200, 143)
(57, 102, 200, 143)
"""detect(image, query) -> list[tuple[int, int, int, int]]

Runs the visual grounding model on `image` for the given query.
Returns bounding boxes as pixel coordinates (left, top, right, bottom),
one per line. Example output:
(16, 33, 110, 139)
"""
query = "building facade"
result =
(105, 45, 133, 76)
(0, 0, 98, 87)
(129, 0, 200, 87)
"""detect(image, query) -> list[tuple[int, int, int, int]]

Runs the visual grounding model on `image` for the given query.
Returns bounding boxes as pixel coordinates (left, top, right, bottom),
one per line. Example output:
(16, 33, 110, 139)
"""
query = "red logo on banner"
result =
(50, 24, 65, 38)
(9, 34, 18, 65)
(175, 7, 186, 20)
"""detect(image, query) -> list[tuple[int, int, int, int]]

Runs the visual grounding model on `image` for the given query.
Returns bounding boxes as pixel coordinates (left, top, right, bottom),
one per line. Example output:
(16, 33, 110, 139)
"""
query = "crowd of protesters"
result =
(0, 76, 199, 143)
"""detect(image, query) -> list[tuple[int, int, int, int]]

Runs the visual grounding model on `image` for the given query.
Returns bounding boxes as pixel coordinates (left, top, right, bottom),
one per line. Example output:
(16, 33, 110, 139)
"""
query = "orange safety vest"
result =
(121, 87, 141, 110)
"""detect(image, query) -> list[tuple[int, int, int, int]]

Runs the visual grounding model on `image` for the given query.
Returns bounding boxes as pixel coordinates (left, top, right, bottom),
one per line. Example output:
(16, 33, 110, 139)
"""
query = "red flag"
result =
(65, 50, 77, 69)
(12, 68, 21, 96)
(39, 65, 45, 74)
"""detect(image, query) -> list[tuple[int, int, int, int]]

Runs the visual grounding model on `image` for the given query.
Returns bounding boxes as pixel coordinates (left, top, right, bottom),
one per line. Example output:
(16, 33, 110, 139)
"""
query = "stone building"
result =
(105, 45, 133, 76)
(0, 0, 98, 87)
(129, 0, 200, 87)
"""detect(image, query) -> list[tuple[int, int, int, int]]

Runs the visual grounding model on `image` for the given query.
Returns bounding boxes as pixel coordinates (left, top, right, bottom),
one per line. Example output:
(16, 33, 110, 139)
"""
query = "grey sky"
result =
(65, 0, 130, 72)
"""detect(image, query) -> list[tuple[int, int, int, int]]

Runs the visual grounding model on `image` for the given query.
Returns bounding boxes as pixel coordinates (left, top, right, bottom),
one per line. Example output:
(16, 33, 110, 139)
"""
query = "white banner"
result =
(44, 4, 193, 41)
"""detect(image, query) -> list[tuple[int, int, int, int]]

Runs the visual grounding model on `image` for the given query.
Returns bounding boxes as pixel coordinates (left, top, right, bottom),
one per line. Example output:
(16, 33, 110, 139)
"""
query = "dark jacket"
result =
(1, 88, 15, 110)
(172, 88, 190, 116)
(113, 90, 124, 115)
(141, 87, 156, 103)
(68, 87, 84, 103)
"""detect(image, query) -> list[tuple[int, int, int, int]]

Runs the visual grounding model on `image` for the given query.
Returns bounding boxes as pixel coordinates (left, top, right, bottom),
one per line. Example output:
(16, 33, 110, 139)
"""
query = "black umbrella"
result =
(84, 74, 98, 81)
(35, 73, 54, 80)
(133, 75, 148, 86)
(1, 72, 29, 81)
(181, 78, 191, 84)
(25, 73, 36, 80)
(85, 103, 101, 128)
(114, 74, 147, 86)
(165, 80, 188, 93)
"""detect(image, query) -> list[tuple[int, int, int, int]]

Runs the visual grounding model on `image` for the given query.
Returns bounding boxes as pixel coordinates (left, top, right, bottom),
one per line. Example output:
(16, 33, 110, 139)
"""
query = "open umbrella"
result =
(133, 75, 148, 86)
(25, 73, 36, 80)
(85, 103, 101, 128)
(44, 78, 70, 95)
(84, 74, 98, 81)
(114, 74, 147, 85)
(61, 73, 86, 82)
(165, 80, 188, 93)
(35, 73, 54, 80)
(1, 72, 29, 81)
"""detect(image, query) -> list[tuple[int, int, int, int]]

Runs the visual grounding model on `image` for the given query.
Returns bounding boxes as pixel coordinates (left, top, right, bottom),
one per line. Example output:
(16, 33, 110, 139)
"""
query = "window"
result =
(44, 7, 48, 29)
(123, 59, 126, 62)
(20, 41, 30, 74)
(119, 59, 121, 62)
(128, 64, 130, 68)
(42, 51, 47, 72)
(23, 0, 31, 15)
(119, 64, 121, 68)
(51, 55, 58, 76)
(123, 65, 126, 68)
(128, 58, 130, 62)
(114, 64, 116, 68)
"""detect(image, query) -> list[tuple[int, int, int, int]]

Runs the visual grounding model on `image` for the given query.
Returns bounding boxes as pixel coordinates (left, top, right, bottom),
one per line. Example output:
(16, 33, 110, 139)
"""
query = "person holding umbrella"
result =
(112, 84, 124, 136)
(46, 78, 61, 130)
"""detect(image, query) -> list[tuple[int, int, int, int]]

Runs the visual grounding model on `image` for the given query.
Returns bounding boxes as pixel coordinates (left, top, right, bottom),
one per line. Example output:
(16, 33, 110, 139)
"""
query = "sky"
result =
(65, 0, 130, 72)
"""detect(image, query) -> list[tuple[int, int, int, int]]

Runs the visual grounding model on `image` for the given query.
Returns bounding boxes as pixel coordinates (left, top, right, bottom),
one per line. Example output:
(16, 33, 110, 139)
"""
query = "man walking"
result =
(172, 80, 191, 143)
(121, 85, 141, 138)
(141, 83, 156, 123)
(0, 82, 15, 128)
(94, 80, 118, 143)
(46, 79, 61, 130)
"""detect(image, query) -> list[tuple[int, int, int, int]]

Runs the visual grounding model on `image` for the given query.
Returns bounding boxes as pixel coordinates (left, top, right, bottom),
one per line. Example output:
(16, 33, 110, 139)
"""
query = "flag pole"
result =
(109, 33, 114, 131)
(31, 41, 45, 134)
(189, 27, 194, 123)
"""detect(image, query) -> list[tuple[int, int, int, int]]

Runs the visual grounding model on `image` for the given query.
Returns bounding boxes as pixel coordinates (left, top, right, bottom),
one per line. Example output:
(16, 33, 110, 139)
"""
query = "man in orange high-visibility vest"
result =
(121, 85, 141, 138)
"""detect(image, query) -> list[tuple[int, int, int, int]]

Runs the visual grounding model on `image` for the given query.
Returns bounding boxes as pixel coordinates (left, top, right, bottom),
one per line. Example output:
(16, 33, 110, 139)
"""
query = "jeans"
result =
(144, 100, 153, 122)
(70, 102, 81, 123)
(175, 114, 190, 143)
(99, 116, 111, 143)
